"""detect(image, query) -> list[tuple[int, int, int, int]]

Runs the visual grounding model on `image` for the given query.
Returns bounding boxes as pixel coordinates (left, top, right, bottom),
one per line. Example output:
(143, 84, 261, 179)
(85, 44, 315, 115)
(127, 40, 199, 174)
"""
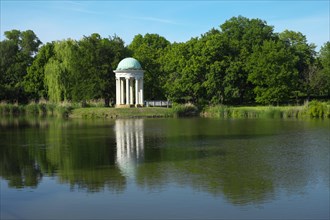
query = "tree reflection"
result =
(0, 118, 328, 205)
(44, 119, 126, 193)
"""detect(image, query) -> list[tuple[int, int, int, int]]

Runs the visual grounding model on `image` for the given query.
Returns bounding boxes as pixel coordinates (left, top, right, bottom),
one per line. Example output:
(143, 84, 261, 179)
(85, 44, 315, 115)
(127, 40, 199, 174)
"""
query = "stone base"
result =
(115, 104, 144, 108)
(115, 104, 134, 108)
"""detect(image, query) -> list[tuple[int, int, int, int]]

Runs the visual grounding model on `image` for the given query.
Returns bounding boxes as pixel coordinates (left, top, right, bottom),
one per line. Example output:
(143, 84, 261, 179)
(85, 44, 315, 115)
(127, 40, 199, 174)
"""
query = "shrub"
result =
(46, 103, 56, 116)
(263, 107, 283, 118)
(308, 101, 327, 118)
(172, 103, 199, 117)
(26, 103, 39, 115)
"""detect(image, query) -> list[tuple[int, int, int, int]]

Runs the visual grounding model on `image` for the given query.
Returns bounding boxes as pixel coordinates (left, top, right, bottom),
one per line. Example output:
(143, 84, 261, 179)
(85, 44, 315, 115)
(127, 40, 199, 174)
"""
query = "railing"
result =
(145, 100, 172, 108)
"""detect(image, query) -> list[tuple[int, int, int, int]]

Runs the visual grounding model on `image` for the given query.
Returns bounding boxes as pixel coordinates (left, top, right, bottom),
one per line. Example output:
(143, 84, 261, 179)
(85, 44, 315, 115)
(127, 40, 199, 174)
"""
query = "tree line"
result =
(1, 16, 329, 106)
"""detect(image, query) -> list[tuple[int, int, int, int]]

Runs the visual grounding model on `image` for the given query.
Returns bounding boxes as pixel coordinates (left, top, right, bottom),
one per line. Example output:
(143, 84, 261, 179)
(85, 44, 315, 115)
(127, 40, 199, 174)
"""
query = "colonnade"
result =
(115, 119, 144, 178)
(115, 77, 143, 107)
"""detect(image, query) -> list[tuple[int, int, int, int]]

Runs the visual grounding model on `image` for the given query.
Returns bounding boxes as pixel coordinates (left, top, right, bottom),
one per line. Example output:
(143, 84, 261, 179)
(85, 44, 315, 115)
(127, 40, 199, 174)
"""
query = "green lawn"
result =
(71, 107, 174, 119)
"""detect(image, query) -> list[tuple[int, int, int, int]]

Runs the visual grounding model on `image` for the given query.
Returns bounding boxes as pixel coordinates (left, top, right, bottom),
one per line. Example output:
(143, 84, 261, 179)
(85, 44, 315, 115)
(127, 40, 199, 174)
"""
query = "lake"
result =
(0, 117, 329, 219)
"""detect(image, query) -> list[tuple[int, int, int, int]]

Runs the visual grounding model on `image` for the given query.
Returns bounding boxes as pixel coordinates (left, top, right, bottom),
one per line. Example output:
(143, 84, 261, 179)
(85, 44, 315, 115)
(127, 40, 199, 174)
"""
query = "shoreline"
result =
(0, 101, 329, 119)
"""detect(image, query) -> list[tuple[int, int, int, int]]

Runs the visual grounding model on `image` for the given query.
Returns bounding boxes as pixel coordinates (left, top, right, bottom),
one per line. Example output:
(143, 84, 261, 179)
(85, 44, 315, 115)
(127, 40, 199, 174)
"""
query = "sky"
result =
(1, 0, 329, 50)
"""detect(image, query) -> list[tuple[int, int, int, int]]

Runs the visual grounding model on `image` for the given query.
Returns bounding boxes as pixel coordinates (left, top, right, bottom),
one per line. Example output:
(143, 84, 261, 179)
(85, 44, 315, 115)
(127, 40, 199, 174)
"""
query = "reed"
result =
(0, 102, 24, 116)
(171, 103, 199, 117)
(0, 101, 73, 118)
(1, 100, 328, 119)
(202, 102, 330, 119)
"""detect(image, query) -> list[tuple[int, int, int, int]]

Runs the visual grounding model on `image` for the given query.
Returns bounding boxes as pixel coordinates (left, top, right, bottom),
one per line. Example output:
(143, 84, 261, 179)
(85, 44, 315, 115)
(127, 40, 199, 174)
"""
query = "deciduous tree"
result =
(129, 33, 170, 100)
(248, 40, 299, 104)
(0, 29, 41, 103)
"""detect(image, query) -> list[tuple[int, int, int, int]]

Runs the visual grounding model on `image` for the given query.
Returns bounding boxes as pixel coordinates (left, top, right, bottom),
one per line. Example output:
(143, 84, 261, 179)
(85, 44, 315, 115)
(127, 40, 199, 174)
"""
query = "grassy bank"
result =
(202, 101, 330, 119)
(71, 103, 199, 119)
(0, 102, 73, 118)
(71, 107, 174, 118)
(1, 101, 329, 119)
(0, 102, 198, 119)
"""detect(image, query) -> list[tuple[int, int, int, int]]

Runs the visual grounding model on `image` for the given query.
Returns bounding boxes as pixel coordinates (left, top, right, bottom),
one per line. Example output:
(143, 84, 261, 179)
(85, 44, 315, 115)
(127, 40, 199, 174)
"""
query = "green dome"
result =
(116, 57, 142, 70)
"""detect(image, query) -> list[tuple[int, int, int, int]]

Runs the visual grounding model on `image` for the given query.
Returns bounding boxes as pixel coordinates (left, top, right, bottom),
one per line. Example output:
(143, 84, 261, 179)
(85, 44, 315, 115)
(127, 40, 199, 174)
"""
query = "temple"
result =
(113, 57, 145, 107)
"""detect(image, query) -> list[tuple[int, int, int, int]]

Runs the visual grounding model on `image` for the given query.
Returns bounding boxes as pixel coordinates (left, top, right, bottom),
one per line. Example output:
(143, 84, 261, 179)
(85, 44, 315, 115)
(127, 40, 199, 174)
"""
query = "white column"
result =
(140, 78, 144, 106)
(135, 78, 139, 106)
(126, 77, 130, 105)
(120, 78, 124, 104)
(130, 78, 134, 105)
(116, 77, 120, 105)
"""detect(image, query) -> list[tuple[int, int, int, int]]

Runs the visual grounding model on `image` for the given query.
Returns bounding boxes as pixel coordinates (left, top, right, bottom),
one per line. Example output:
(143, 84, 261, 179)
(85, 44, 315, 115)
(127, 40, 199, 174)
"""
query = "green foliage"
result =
(129, 33, 170, 100)
(0, 103, 24, 116)
(0, 30, 42, 103)
(248, 40, 299, 104)
(40, 34, 127, 105)
(71, 107, 173, 119)
(203, 103, 329, 119)
(202, 105, 232, 118)
(1, 19, 328, 106)
(307, 100, 328, 118)
(171, 103, 199, 117)
(162, 39, 207, 104)
(44, 58, 65, 103)
(25, 103, 40, 115)
(0, 102, 73, 118)
(279, 30, 317, 97)
(24, 42, 54, 100)
(315, 42, 330, 96)
(219, 16, 276, 104)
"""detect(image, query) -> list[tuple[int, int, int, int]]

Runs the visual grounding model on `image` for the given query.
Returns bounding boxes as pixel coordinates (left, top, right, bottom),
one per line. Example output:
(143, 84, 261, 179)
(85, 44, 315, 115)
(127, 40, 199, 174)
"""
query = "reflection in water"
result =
(115, 119, 144, 178)
(0, 117, 329, 218)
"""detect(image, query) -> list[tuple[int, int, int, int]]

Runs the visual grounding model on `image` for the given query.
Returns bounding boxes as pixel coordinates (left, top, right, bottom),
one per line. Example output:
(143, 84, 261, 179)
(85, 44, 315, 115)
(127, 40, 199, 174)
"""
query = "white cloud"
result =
(51, 1, 102, 15)
(120, 15, 182, 25)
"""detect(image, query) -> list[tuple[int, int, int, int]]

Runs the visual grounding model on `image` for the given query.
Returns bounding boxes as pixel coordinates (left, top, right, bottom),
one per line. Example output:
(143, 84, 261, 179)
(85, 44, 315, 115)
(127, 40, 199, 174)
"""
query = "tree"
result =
(24, 42, 55, 101)
(162, 38, 208, 104)
(163, 16, 277, 105)
(72, 34, 128, 106)
(44, 58, 64, 103)
(0, 39, 18, 101)
(219, 16, 276, 104)
(248, 40, 299, 105)
(102, 35, 129, 106)
(279, 30, 316, 98)
(44, 40, 76, 103)
(43, 34, 128, 105)
(129, 33, 170, 100)
(0, 29, 42, 103)
(312, 42, 330, 97)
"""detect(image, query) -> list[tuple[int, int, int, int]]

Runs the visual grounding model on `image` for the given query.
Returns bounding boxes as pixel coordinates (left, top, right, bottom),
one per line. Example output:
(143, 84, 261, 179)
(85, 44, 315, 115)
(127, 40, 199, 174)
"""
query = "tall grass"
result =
(171, 103, 199, 117)
(1, 100, 328, 119)
(0, 101, 73, 118)
(202, 101, 330, 119)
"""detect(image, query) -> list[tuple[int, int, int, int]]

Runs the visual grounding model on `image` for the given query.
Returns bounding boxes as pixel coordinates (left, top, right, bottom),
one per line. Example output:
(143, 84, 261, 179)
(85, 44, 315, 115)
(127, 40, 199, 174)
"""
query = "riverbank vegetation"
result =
(0, 101, 198, 118)
(0, 101, 73, 118)
(202, 101, 330, 119)
(1, 16, 329, 113)
(1, 101, 329, 119)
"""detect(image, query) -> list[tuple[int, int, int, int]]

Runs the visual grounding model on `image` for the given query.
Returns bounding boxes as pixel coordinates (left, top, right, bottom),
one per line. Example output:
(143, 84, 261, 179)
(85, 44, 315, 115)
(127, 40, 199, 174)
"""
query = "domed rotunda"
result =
(113, 58, 145, 107)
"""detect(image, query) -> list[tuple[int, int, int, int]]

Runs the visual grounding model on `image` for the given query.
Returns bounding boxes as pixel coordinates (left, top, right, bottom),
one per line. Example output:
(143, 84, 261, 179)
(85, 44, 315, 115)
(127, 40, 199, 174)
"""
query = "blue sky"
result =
(1, 1, 329, 50)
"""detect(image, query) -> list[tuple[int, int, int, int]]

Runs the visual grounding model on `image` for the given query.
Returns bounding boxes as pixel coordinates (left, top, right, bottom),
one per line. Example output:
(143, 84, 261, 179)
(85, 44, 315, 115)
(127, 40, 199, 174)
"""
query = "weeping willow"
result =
(44, 59, 63, 103)
(44, 40, 76, 103)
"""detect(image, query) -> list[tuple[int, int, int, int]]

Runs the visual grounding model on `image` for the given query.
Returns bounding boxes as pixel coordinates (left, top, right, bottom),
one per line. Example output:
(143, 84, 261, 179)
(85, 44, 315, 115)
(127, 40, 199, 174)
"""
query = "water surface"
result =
(1, 117, 329, 219)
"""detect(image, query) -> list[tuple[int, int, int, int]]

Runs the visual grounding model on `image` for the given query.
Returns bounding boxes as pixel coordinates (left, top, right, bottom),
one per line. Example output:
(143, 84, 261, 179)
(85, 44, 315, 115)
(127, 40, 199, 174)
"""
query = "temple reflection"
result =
(115, 119, 144, 178)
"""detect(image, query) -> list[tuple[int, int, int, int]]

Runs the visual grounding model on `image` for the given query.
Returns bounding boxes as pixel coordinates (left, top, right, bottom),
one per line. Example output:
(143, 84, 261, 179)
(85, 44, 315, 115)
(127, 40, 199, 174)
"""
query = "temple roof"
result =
(116, 57, 142, 71)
